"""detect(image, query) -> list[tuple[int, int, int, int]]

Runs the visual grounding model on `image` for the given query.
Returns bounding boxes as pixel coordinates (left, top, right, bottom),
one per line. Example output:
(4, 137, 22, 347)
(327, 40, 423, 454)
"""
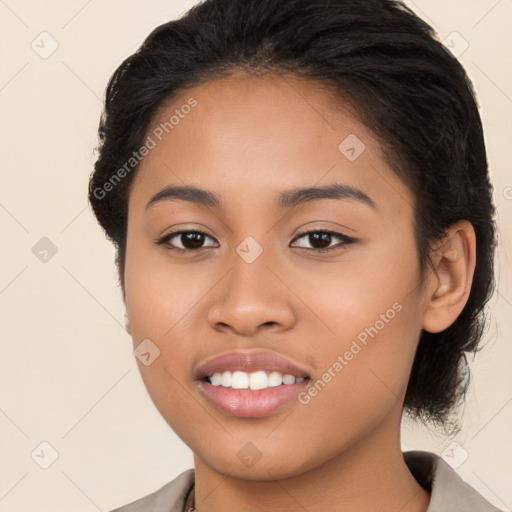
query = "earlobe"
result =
(422, 220, 476, 333)
(125, 312, 131, 334)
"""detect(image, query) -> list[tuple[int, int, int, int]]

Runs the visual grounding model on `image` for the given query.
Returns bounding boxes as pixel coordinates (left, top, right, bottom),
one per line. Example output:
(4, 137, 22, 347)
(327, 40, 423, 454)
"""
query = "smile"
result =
(207, 370, 305, 390)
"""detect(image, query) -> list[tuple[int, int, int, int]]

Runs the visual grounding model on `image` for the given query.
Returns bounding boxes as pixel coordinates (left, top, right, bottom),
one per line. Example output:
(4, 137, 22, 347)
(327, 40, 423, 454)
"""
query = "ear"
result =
(124, 311, 131, 334)
(422, 220, 476, 334)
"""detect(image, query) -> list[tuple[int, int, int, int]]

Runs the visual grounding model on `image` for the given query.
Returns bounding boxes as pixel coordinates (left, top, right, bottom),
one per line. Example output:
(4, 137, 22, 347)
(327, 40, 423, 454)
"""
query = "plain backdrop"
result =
(0, 1, 511, 511)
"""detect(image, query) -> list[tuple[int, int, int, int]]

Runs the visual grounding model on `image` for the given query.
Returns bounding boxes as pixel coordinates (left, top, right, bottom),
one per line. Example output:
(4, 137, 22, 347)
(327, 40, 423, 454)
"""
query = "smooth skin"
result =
(123, 72, 476, 512)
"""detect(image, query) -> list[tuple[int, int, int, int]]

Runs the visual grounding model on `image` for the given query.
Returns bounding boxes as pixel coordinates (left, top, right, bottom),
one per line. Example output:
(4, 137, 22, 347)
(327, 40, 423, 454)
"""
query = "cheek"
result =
(297, 234, 423, 417)
(123, 238, 198, 408)
(318, 303, 421, 405)
(293, 228, 421, 349)
(289, 301, 422, 474)
(124, 240, 199, 341)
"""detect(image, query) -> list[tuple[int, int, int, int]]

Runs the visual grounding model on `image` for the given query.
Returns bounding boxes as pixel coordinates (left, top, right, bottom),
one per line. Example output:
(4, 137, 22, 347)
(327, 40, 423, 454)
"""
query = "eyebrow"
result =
(145, 183, 376, 210)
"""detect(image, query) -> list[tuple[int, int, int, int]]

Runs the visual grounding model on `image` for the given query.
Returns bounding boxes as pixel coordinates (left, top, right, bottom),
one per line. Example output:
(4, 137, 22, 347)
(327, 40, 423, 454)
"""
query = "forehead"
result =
(148, 71, 365, 157)
(129, 72, 412, 218)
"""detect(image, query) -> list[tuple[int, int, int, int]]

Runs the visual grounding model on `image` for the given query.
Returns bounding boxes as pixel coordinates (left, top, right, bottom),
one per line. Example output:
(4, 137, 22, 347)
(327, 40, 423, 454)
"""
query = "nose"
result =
(207, 251, 296, 337)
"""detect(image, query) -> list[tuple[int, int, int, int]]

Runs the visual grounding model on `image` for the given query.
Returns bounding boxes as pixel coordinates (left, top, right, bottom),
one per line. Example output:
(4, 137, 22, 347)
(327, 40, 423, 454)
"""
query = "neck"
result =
(191, 413, 430, 512)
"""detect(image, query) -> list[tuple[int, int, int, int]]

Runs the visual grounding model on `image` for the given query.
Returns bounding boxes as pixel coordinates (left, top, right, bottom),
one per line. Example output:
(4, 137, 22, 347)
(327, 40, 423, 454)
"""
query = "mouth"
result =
(194, 350, 312, 418)
(201, 370, 309, 390)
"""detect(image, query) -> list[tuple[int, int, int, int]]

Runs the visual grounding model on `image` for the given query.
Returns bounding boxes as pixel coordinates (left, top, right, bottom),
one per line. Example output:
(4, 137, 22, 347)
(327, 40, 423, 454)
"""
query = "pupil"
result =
(310, 232, 331, 249)
(182, 232, 205, 249)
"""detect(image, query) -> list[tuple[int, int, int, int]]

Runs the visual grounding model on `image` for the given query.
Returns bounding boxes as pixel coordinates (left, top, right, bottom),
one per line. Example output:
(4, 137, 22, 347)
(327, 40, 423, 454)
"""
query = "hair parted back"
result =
(89, 0, 497, 429)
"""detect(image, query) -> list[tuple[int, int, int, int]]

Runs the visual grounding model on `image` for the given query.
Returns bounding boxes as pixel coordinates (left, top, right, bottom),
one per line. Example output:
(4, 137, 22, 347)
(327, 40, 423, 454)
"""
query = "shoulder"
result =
(108, 468, 195, 512)
(403, 450, 504, 512)
(107, 455, 505, 512)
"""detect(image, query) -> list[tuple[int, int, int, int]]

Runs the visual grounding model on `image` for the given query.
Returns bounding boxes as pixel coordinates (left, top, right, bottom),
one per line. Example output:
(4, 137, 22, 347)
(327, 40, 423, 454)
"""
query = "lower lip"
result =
(197, 379, 309, 418)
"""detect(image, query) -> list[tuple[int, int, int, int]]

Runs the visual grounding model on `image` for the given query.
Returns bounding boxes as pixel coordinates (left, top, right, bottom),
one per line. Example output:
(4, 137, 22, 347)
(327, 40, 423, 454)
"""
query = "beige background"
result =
(0, 0, 511, 510)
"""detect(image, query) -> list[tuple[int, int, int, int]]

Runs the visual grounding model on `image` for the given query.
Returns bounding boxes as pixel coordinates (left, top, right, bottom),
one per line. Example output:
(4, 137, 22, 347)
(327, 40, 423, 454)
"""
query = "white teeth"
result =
(231, 371, 249, 389)
(221, 371, 232, 387)
(249, 370, 268, 390)
(282, 373, 296, 385)
(210, 373, 223, 386)
(207, 370, 305, 389)
(267, 371, 284, 387)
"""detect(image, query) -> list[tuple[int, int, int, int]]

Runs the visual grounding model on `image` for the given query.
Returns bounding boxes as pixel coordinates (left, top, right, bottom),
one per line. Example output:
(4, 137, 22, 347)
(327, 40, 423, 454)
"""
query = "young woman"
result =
(89, 0, 501, 510)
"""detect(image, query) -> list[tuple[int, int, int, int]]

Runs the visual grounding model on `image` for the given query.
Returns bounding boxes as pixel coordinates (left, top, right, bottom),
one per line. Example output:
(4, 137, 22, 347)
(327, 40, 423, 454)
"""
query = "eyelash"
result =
(155, 228, 356, 254)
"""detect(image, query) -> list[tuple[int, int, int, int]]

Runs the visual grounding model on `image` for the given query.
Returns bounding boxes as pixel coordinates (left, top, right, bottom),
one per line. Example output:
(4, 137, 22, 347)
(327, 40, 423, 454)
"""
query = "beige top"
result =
(109, 450, 503, 512)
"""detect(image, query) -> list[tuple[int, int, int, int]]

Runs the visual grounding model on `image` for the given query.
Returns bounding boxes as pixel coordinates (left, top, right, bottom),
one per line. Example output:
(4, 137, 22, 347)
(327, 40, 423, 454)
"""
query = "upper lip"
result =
(194, 350, 310, 380)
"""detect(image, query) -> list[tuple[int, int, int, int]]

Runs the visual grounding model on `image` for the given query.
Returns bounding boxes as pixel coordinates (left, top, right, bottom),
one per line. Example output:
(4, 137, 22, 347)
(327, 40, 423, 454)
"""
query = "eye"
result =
(290, 229, 356, 253)
(156, 228, 356, 253)
(156, 230, 218, 251)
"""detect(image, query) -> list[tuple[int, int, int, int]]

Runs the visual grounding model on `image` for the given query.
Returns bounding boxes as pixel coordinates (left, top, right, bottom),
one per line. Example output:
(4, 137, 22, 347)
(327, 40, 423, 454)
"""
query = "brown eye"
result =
(290, 229, 356, 253)
(157, 230, 217, 251)
(156, 228, 355, 254)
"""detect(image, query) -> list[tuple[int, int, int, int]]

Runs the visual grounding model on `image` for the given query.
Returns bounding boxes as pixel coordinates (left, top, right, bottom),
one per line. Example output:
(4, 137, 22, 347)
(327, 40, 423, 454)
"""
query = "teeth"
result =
(220, 371, 232, 387)
(231, 371, 249, 389)
(208, 370, 305, 390)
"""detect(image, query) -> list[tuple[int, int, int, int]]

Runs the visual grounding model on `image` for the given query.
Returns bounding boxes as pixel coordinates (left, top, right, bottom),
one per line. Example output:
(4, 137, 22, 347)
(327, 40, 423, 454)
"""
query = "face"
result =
(124, 72, 429, 480)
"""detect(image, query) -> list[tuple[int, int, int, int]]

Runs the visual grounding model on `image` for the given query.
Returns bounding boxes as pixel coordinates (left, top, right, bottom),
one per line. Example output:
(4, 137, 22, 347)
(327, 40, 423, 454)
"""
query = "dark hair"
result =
(88, 0, 497, 429)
